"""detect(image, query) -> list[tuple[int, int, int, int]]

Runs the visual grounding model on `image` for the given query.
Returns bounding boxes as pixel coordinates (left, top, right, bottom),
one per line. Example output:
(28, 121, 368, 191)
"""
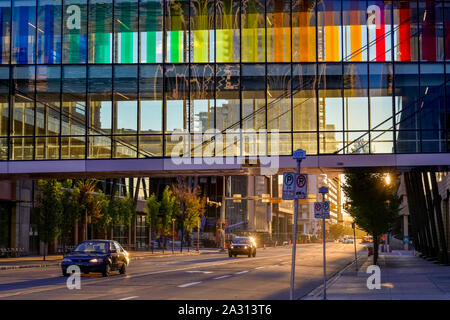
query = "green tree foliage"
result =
(144, 193, 160, 234)
(159, 186, 180, 248)
(60, 180, 81, 247)
(36, 180, 63, 260)
(183, 190, 206, 234)
(328, 223, 345, 240)
(342, 169, 402, 264)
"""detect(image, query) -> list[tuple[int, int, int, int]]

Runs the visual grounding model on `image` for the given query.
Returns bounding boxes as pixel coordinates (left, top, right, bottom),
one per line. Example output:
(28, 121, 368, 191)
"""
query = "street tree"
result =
(36, 180, 63, 261)
(76, 179, 103, 241)
(182, 187, 206, 249)
(342, 169, 402, 265)
(159, 186, 179, 250)
(60, 179, 81, 249)
(144, 193, 160, 249)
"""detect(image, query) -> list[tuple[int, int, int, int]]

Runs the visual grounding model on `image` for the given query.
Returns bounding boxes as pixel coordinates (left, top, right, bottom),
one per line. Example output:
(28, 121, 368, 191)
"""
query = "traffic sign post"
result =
(318, 187, 329, 300)
(289, 149, 306, 301)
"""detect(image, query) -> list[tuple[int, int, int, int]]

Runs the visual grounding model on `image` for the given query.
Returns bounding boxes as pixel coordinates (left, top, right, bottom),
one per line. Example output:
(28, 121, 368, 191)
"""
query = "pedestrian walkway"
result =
(303, 250, 450, 300)
(0, 248, 222, 270)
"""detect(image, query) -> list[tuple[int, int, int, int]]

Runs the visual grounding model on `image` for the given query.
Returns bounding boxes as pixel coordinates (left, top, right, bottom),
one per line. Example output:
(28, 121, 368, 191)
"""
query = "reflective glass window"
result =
(61, 136, 85, 159)
(63, 0, 87, 64)
(12, 66, 35, 137)
(166, 0, 189, 63)
(344, 63, 369, 131)
(418, 0, 444, 62)
(0, 67, 8, 136)
(114, 0, 138, 63)
(140, 65, 163, 134)
(420, 64, 445, 131)
(216, 0, 240, 63)
(88, 0, 113, 63)
(216, 64, 240, 132)
(62, 65, 86, 137)
(140, 0, 163, 63)
(267, 0, 291, 63)
(165, 64, 189, 132)
(267, 64, 291, 131)
(369, 63, 393, 131)
(318, 63, 342, 131)
(114, 65, 137, 134)
(0, 1, 11, 64)
(37, 0, 62, 64)
(292, 0, 316, 62)
(88, 65, 112, 134)
(190, 64, 214, 132)
(317, 0, 342, 62)
(190, 0, 214, 63)
(242, 64, 265, 131)
(343, 0, 367, 62)
(36, 66, 61, 137)
(394, 0, 419, 61)
(394, 63, 419, 131)
(241, 0, 265, 63)
(293, 64, 317, 132)
(368, 0, 393, 62)
(36, 136, 59, 159)
(12, 0, 36, 64)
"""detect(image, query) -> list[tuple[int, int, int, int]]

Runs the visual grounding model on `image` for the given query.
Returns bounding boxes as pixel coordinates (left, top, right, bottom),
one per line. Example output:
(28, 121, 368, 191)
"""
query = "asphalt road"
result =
(0, 243, 366, 300)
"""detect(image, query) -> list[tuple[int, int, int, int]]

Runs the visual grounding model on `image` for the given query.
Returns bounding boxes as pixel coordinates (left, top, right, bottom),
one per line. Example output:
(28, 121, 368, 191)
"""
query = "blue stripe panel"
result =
(44, 5, 54, 63)
(18, 6, 29, 64)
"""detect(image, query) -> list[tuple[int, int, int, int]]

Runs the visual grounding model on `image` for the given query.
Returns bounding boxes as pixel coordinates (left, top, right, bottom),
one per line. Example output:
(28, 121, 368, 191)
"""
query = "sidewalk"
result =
(0, 248, 222, 271)
(303, 250, 450, 300)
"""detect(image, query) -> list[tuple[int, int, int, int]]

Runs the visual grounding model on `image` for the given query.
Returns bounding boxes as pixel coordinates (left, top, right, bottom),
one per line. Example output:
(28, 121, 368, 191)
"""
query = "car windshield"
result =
(232, 238, 250, 244)
(74, 241, 109, 254)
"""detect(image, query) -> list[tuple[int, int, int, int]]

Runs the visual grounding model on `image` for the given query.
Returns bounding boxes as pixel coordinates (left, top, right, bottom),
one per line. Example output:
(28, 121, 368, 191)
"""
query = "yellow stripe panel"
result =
(325, 25, 340, 61)
(350, 25, 362, 62)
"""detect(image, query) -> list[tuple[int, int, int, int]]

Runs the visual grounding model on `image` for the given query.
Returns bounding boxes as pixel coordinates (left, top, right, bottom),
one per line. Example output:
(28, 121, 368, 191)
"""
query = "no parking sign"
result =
(314, 201, 330, 219)
(294, 174, 307, 199)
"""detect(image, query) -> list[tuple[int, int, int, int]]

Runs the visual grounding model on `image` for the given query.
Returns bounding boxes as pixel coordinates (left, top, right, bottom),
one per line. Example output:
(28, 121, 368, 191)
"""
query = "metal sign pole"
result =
(317, 186, 329, 300)
(322, 193, 327, 300)
(290, 159, 301, 300)
(289, 149, 306, 301)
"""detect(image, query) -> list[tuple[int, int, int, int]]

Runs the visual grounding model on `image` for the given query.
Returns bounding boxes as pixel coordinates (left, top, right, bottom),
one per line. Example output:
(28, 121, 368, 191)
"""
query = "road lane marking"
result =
(0, 253, 297, 298)
(254, 267, 264, 270)
(213, 275, 231, 280)
(186, 271, 213, 274)
(178, 282, 202, 288)
(119, 296, 138, 300)
(234, 270, 249, 275)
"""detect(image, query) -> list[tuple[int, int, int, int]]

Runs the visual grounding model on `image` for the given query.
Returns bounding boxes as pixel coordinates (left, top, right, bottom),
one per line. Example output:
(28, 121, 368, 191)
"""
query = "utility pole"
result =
(289, 149, 306, 300)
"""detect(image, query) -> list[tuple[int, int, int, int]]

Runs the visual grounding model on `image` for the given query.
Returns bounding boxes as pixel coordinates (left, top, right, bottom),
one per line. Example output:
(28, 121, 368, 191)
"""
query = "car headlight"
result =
(62, 258, 72, 263)
(89, 258, 102, 263)
(230, 246, 234, 249)
(244, 246, 247, 249)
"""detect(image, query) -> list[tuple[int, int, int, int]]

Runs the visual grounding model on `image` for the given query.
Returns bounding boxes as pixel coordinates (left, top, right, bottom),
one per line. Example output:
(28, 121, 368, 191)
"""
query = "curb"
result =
(300, 254, 370, 300)
(0, 250, 223, 271)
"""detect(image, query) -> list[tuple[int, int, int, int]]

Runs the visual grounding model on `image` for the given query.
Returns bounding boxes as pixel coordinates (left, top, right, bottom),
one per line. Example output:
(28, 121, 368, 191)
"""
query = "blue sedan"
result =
(61, 240, 129, 277)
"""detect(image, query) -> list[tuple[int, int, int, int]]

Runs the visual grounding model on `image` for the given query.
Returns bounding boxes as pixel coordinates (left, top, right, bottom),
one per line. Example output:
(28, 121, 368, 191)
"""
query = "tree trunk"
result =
(74, 220, 78, 246)
(373, 235, 379, 265)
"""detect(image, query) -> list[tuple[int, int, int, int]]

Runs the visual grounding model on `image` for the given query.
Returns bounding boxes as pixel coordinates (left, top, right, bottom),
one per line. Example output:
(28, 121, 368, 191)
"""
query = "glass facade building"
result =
(0, 0, 449, 161)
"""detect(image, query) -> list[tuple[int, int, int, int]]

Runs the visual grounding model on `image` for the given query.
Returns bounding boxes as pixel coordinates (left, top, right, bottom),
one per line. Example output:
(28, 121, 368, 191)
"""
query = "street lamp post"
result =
(352, 222, 358, 271)
(290, 149, 306, 301)
(172, 218, 176, 254)
(319, 186, 329, 300)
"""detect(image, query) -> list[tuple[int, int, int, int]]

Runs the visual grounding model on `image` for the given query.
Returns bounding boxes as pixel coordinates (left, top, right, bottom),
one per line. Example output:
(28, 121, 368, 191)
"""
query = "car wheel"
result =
(248, 251, 251, 258)
(228, 252, 232, 258)
(119, 262, 127, 275)
(102, 263, 111, 277)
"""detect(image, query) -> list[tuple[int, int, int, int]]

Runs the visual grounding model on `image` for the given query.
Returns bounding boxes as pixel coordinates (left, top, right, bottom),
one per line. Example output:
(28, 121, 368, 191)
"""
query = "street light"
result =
(172, 218, 176, 254)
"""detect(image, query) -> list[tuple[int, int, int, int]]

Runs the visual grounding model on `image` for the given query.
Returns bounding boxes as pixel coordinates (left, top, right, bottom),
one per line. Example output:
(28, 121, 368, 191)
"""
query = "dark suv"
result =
(228, 236, 257, 258)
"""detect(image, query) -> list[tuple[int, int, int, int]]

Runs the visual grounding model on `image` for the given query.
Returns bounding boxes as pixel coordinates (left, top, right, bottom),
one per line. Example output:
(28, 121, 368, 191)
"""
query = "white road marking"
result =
(254, 266, 264, 270)
(214, 275, 232, 280)
(178, 281, 202, 288)
(119, 296, 138, 300)
(186, 271, 213, 274)
(235, 270, 249, 275)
